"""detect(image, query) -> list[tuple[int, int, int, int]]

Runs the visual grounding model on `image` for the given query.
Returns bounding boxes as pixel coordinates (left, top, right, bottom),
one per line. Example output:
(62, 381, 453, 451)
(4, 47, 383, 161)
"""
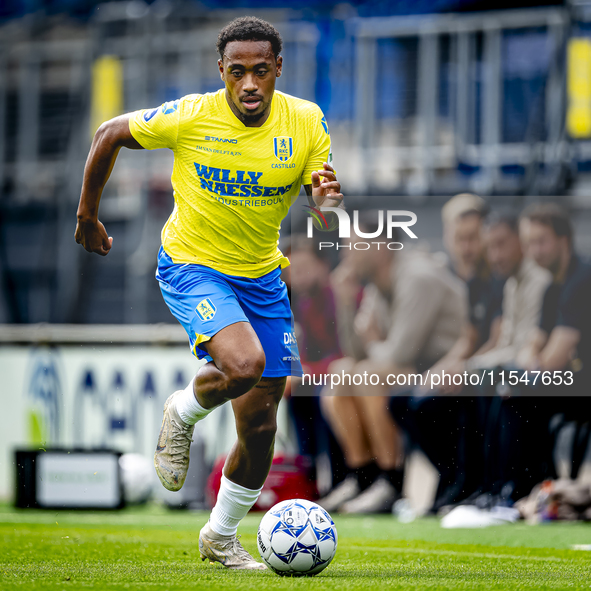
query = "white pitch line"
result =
(348, 545, 577, 563)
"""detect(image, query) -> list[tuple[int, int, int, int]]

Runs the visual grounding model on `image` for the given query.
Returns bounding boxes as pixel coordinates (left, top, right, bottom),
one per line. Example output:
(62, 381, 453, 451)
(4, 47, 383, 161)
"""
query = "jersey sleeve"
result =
(301, 108, 332, 186)
(128, 99, 181, 150)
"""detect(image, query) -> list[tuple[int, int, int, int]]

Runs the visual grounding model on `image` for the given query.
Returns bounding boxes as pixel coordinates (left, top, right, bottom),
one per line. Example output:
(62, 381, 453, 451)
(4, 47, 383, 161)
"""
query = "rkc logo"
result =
(273, 137, 293, 162)
(196, 298, 216, 321)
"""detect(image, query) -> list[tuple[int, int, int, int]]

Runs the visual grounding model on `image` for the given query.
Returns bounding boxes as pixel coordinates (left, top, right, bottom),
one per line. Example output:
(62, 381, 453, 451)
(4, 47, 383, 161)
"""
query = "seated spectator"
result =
(393, 211, 552, 511)
(288, 237, 342, 380)
(454, 212, 551, 504)
(390, 196, 504, 511)
(318, 225, 467, 514)
(432, 195, 504, 379)
(487, 204, 591, 501)
(285, 237, 347, 489)
(518, 203, 591, 385)
(463, 212, 552, 373)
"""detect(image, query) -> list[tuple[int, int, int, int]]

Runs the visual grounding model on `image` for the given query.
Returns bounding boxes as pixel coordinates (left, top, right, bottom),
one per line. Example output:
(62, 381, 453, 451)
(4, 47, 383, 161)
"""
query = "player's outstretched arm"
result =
(304, 162, 344, 232)
(75, 114, 143, 256)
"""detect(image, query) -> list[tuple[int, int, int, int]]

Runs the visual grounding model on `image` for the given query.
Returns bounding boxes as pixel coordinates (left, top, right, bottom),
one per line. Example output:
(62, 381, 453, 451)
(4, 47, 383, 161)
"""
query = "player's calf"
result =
(224, 377, 285, 488)
(200, 378, 286, 568)
(237, 418, 278, 464)
(223, 407, 278, 490)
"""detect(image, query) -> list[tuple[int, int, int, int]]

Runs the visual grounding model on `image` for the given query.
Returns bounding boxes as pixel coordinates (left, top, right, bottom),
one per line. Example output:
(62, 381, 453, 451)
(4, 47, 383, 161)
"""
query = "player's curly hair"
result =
(216, 16, 283, 59)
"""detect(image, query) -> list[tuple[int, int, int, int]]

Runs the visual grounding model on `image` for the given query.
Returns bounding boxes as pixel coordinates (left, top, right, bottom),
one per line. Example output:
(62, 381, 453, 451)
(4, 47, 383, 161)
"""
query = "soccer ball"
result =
(257, 499, 337, 576)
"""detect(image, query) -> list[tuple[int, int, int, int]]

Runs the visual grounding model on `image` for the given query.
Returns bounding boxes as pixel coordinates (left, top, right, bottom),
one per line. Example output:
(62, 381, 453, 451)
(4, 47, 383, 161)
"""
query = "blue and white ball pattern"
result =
(257, 499, 337, 576)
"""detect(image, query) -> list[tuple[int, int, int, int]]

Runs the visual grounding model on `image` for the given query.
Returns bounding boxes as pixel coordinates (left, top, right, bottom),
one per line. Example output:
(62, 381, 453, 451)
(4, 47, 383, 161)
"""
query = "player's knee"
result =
(224, 351, 266, 395)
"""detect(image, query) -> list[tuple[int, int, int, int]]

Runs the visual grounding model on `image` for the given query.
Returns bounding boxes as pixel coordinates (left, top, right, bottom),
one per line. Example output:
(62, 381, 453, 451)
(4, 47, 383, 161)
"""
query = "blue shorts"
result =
(156, 247, 302, 378)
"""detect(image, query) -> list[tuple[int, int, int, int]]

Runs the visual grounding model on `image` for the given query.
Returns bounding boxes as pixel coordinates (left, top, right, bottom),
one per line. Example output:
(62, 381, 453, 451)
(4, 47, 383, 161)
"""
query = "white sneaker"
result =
(154, 391, 195, 491)
(316, 475, 360, 513)
(199, 522, 266, 570)
(339, 477, 399, 514)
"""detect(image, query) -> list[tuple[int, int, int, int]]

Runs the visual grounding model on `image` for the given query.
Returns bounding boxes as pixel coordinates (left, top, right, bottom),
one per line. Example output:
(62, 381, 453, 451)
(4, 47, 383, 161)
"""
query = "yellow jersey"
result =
(128, 89, 332, 278)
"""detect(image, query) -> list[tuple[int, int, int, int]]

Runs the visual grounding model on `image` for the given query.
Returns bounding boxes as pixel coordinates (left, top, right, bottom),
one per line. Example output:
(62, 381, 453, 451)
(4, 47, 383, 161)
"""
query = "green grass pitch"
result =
(1, 503, 591, 590)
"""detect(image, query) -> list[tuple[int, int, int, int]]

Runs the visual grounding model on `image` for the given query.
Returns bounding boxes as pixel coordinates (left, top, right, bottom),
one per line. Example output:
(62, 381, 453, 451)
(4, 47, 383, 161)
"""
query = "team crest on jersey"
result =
(195, 298, 216, 321)
(273, 137, 293, 162)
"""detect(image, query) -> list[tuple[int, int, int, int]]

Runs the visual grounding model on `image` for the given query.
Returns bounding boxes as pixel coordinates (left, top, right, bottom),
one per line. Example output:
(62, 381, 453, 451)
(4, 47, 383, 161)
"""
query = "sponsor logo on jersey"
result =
(284, 331, 297, 345)
(195, 145, 241, 157)
(204, 136, 238, 144)
(273, 137, 293, 162)
(161, 100, 179, 115)
(195, 298, 216, 321)
(193, 161, 295, 202)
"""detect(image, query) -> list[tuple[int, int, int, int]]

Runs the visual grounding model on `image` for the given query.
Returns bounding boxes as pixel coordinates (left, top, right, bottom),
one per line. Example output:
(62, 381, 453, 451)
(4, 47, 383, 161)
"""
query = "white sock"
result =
(209, 474, 263, 537)
(175, 378, 215, 426)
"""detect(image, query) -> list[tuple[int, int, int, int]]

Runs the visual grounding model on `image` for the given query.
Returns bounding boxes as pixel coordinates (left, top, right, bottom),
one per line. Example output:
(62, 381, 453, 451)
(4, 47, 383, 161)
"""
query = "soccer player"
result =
(75, 16, 343, 569)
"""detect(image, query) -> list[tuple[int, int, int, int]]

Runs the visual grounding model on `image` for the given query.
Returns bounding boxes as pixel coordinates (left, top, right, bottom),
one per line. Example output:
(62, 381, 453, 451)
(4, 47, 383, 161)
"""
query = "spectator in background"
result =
(395, 211, 551, 511)
(284, 236, 347, 491)
(457, 212, 551, 503)
(485, 203, 591, 500)
(391, 195, 505, 511)
(440, 194, 503, 356)
(462, 212, 552, 373)
(288, 236, 342, 380)
(518, 203, 591, 386)
(318, 223, 467, 514)
(439, 210, 554, 506)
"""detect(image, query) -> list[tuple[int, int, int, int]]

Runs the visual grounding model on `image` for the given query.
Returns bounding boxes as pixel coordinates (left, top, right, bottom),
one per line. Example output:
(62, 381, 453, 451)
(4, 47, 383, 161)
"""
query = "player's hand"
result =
(311, 163, 343, 208)
(75, 218, 113, 256)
